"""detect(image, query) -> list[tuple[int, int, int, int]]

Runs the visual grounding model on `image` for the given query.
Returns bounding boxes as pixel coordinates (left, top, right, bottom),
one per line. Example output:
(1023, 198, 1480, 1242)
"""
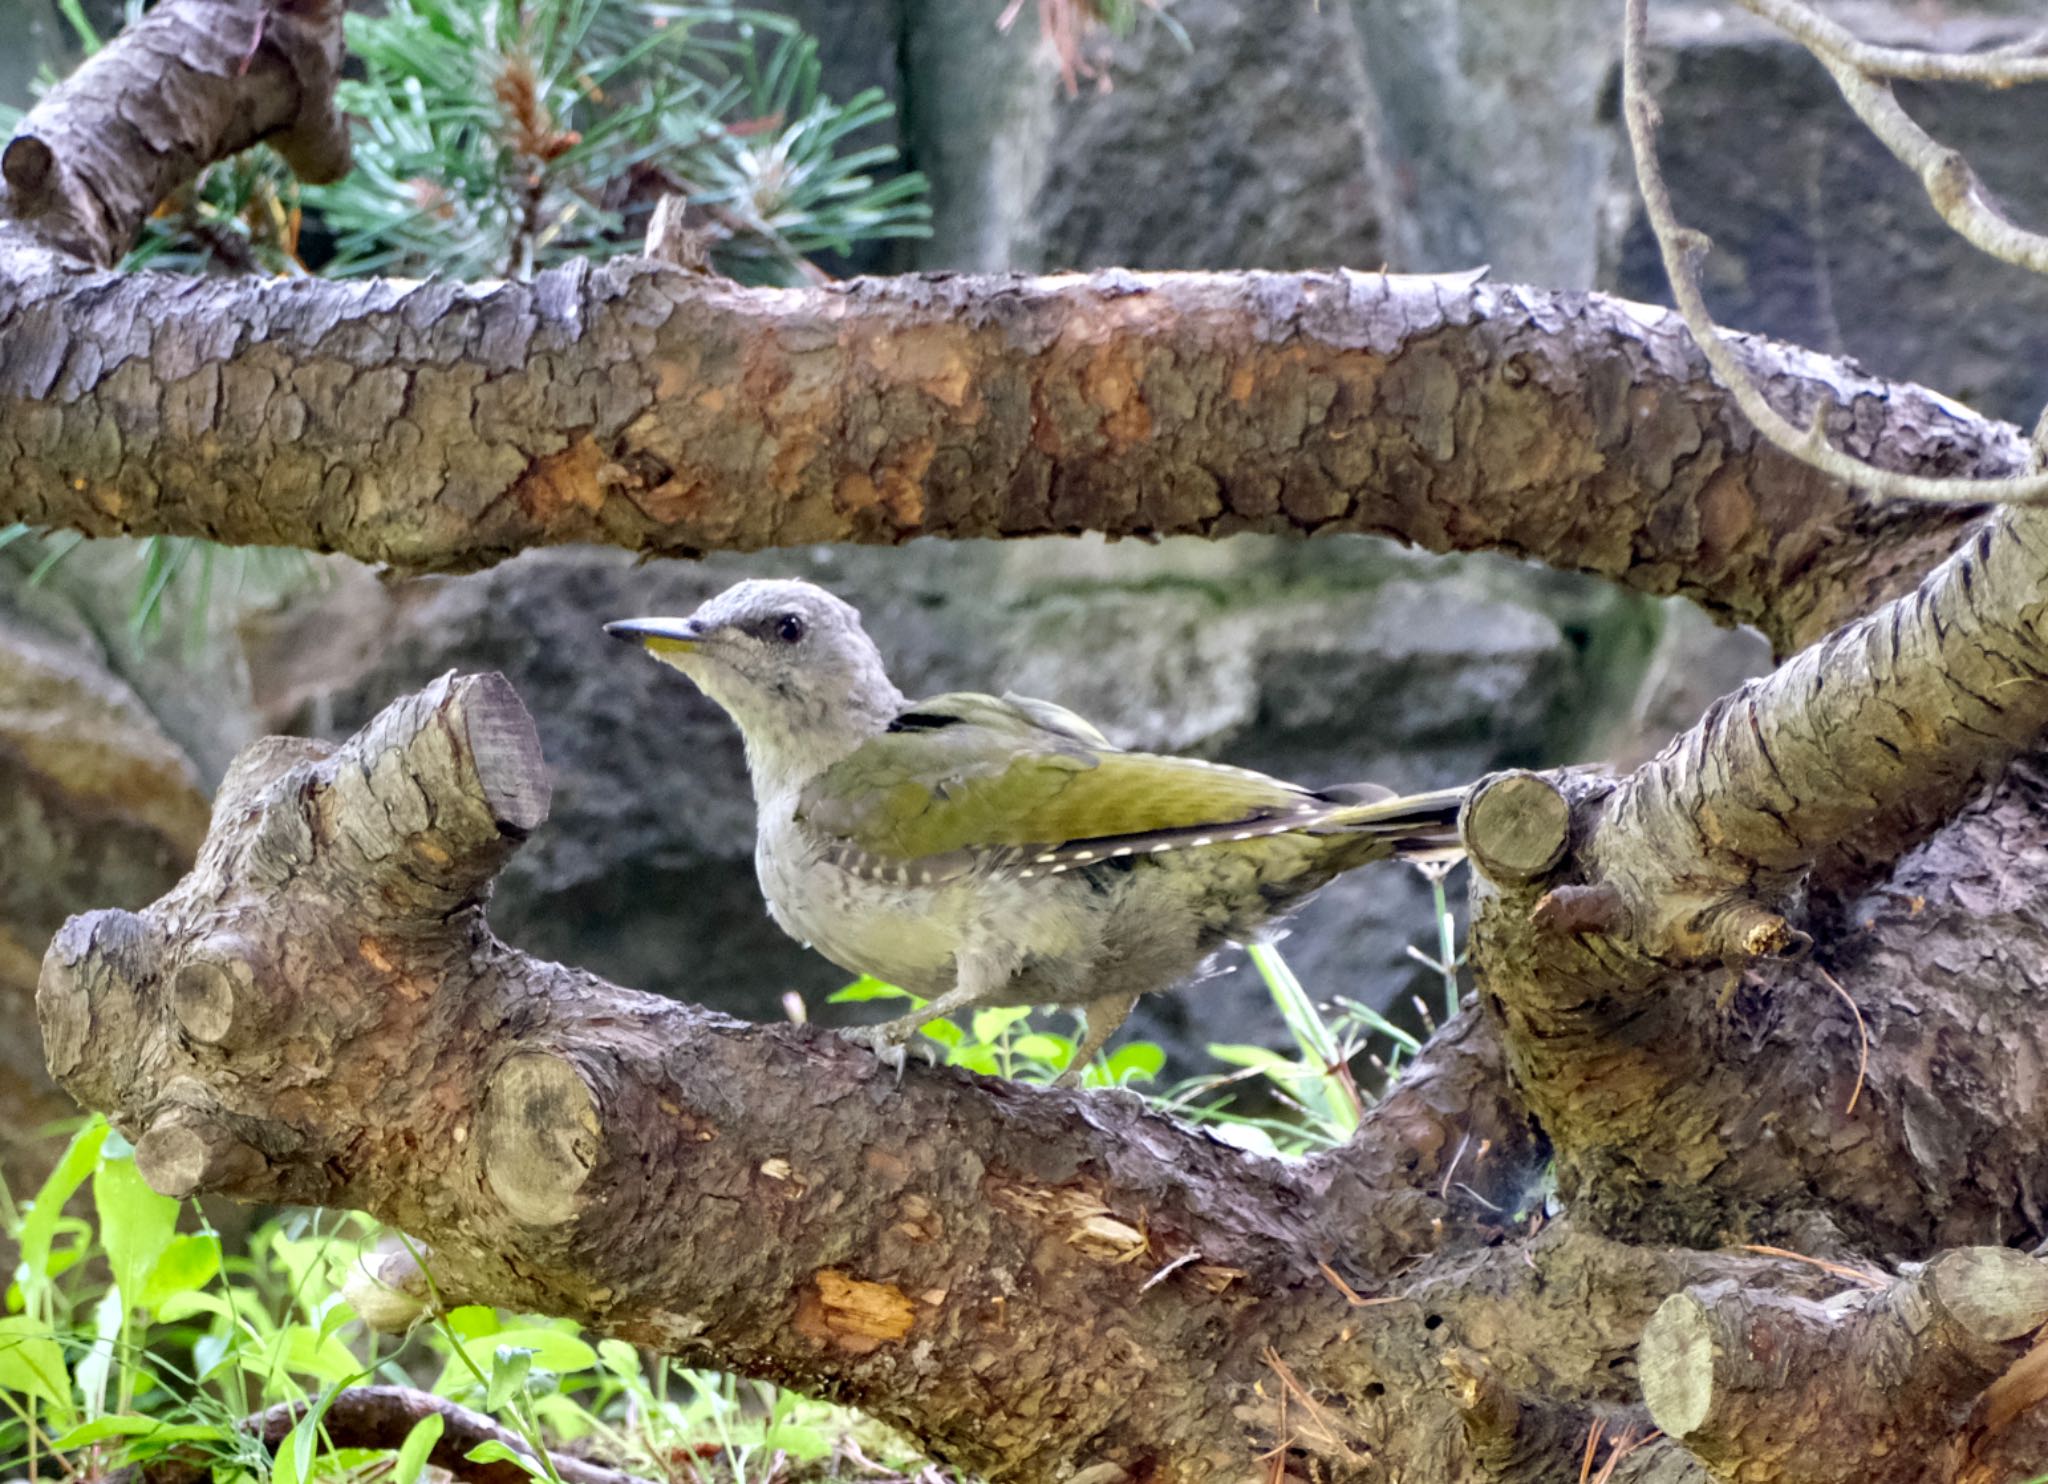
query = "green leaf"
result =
(485, 1346, 532, 1411)
(917, 1017, 963, 1049)
(971, 1007, 1031, 1044)
(274, 1388, 342, 1484)
(477, 1328, 597, 1376)
(0, 1316, 70, 1407)
(443, 1305, 501, 1339)
(18, 1119, 108, 1299)
(95, 1155, 180, 1312)
(827, 976, 916, 1004)
(1011, 1033, 1072, 1066)
(393, 1411, 445, 1484)
(596, 1339, 640, 1382)
(947, 1043, 999, 1075)
(140, 1232, 222, 1311)
(50, 1416, 231, 1449)
(1102, 1041, 1166, 1084)
(763, 1421, 831, 1461)
(1206, 1043, 1299, 1075)
(155, 1290, 232, 1324)
(464, 1439, 543, 1477)
(247, 1323, 365, 1387)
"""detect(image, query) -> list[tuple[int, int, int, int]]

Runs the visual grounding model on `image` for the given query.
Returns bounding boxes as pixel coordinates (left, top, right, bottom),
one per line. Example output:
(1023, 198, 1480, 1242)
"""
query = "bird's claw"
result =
(844, 1024, 940, 1085)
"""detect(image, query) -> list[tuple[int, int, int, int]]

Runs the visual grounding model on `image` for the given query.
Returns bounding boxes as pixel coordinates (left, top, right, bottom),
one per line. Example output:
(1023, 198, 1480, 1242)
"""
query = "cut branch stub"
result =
(317, 671, 550, 915)
(38, 908, 155, 1083)
(1, 136, 56, 197)
(135, 1104, 269, 1199)
(1640, 1249, 2048, 1484)
(479, 1052, 601, 1226)
(172, 952, 258, 1045)
(1460, 771, 1573, 887)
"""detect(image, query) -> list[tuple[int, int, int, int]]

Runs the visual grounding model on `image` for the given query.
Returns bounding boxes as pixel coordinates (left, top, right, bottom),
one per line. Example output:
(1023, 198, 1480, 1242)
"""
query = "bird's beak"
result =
(604, 617, 705, 657)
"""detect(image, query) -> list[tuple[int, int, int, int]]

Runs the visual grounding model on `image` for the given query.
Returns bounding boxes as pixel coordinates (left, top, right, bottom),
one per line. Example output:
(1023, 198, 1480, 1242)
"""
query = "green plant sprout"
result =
(1, 1117, 947, 1484)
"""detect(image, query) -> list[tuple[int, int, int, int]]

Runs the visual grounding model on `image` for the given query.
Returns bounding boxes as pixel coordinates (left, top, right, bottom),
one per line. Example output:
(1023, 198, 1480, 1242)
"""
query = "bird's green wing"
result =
(796, 691, 1323, 870)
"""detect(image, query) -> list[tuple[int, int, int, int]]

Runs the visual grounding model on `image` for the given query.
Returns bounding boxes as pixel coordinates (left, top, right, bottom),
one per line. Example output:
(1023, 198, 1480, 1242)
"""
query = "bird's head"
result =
(606, 579, 906, 792)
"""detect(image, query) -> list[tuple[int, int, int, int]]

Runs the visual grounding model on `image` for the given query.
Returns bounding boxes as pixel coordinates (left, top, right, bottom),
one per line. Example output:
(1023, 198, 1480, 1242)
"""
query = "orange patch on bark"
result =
(837, 438, 932, 529)
(987, 1177, 1152, 1264)
(1698, 464, 1757, 562)
(357, 935, 428, 1001)
(794, 1270, 918, 1355)
(649, 358, 694, 400)
(628, 470, 708, 527)
(769, 430, 820, 498)
(1081, 342, 1151, 447)
(512, 436, 605, 522)
(866, 327, 975, 410)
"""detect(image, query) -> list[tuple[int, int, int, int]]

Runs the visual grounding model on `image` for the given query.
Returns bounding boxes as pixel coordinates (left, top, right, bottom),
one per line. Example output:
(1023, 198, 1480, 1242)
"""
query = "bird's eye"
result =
(775, 612, 806, 644)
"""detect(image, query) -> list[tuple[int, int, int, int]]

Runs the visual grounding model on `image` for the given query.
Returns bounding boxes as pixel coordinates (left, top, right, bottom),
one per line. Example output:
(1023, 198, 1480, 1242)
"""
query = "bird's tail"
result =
(1319, 783, 1468, 862)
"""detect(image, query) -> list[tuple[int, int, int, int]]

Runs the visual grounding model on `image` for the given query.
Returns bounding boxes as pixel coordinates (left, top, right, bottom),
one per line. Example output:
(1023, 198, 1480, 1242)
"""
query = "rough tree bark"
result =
(11, 0, 2048, 1481)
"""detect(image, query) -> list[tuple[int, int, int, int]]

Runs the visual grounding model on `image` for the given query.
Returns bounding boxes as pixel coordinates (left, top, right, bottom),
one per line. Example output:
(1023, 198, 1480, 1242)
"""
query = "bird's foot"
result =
(842, 1022, 941, 1085)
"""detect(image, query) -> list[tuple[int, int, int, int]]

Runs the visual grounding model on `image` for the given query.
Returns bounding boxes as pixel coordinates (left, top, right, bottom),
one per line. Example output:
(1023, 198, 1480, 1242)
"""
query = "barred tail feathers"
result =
(1320, 784, 1468, 861)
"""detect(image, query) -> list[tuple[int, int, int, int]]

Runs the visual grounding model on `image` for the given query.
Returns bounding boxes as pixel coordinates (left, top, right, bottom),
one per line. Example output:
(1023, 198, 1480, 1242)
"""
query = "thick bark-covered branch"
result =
(1460, 505, 2048, 1251)
(41, 670, 1964, 1484)
(0, 258, 2013, 658)
(1641, 1247, 2048, 1484)
(0, 0, 2022, 655)
(0, 0, 347, 268)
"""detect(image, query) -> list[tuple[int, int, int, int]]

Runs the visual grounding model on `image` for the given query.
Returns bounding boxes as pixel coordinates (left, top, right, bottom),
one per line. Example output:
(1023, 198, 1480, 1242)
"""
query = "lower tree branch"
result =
(1641, 1247, 2048, 1484)
(41, 670, 1984, 1484)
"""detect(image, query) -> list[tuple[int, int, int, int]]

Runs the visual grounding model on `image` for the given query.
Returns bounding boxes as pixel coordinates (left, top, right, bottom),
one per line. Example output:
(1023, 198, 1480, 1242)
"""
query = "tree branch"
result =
(1, 0, 2029, 653)
(41, 668, 1972, 1483)
(1621, 0, 2048, 505)
(0, 0, 347, 268)
(1457, 497, 2048, 1246)
(1733, 0, 2048, 89)
(1641, 1247, 2048, 1484)
(0, 257, 2019, 657)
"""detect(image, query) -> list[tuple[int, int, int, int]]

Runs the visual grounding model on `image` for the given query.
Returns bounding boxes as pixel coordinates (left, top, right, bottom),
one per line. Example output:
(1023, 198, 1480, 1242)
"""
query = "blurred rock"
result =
(1352, 0, 1623, 286)
(1611, 3, 2048, 426)
(1604, 603, 1775, 770)
(0, 615, 210, 1210)
(245, 538, 1659, 1064)
(901, 0, 1406, 273)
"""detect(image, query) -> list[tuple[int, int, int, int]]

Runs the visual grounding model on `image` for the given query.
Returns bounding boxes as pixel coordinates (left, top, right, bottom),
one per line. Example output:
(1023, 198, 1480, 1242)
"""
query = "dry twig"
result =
(1736, 1244, 1889, 1289)
(1621, 0, 2048, 504)
(1815, 966, 1871, 1116)
(1734, 0, 2048, 87)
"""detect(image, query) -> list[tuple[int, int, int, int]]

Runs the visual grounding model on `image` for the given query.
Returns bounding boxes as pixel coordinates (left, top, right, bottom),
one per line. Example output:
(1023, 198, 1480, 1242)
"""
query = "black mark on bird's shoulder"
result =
(889, 711, 966, 732)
